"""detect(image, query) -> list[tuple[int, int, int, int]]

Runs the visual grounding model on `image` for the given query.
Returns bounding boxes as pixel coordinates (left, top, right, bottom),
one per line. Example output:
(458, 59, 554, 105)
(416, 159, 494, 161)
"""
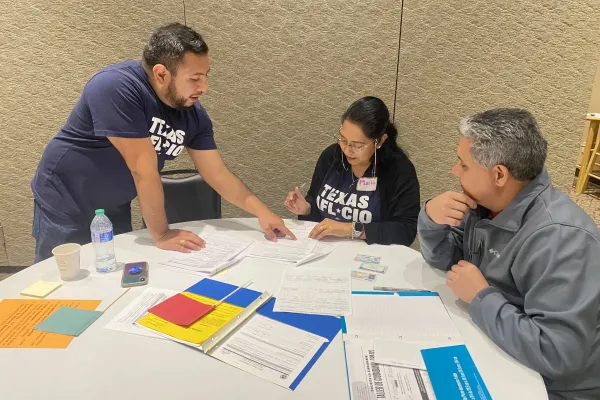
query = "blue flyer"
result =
(421, 345, 492, 400)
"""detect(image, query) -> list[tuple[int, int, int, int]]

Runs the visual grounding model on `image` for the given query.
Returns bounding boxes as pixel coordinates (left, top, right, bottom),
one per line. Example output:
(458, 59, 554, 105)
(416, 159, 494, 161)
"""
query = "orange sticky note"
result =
(0, 299, 102, 348)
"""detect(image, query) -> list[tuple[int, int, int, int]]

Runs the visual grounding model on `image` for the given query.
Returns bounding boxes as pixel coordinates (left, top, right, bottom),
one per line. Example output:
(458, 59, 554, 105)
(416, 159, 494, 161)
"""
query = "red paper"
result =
(147, 293, 214, 326)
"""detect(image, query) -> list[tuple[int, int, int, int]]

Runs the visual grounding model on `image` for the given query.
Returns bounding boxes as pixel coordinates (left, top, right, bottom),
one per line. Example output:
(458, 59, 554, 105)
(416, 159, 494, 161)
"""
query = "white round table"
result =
(0, 218, 548, 400)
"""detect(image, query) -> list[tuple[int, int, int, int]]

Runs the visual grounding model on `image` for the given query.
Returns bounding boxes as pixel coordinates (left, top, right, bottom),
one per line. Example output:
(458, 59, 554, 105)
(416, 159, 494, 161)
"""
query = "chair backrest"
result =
(160, 169, 221, 224)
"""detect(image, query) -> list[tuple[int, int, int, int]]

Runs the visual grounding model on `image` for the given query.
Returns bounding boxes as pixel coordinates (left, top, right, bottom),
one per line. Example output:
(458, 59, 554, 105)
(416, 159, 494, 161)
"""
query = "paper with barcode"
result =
(344, 339, 436, 400)
(210, 314, 327, 389)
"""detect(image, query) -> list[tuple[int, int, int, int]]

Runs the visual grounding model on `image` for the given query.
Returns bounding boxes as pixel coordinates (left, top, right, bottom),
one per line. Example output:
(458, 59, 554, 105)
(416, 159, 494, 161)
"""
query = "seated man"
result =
(418, 108, 600, 399)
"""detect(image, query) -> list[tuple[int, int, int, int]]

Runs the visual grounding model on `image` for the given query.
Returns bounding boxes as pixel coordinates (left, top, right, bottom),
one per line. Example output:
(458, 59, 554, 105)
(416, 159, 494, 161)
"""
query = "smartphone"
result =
(121, 262, 149, 288)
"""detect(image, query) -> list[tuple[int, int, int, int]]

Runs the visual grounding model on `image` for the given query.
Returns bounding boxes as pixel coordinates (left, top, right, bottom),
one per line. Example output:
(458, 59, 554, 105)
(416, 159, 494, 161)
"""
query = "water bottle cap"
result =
(95, 209, 105, 215)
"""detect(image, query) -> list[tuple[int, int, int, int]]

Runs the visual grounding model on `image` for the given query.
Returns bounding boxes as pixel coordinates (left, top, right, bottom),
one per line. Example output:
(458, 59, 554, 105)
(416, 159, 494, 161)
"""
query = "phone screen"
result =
(122, 262, 149, 287)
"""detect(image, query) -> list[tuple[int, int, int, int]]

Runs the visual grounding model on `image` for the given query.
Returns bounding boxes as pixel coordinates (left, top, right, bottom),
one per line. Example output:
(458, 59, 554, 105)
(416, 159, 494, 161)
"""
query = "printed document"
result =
(105, 287, 178, 338)
(211, 314, 327, 388)
(273, 267, 351, 316)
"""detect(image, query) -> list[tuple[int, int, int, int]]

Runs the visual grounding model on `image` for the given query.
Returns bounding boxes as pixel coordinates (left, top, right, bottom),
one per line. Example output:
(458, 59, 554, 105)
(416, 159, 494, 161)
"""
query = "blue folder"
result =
(185, 278, 341, 390)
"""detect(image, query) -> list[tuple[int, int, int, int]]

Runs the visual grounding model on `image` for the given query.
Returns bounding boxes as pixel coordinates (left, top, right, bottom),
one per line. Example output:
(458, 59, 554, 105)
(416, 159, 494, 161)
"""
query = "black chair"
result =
(141, 169, 221, 228)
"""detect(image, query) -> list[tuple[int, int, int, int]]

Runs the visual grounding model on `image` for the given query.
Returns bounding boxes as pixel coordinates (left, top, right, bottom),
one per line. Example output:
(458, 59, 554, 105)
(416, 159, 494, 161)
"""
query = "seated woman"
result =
(285, 96, 420, 245)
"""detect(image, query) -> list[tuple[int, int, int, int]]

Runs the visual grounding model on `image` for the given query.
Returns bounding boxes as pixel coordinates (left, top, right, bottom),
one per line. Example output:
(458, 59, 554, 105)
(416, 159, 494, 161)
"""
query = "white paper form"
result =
(344, 339, 436, 400)
(211, 314, 327, 388)
(373, 340, 456, 370)
(105, 287, 179, 338)
(295, 240, 340, 266)
(245, 236, 317, 263)
(273, 267, 352, 316)
(343, 294, 462, 342)
(160, 233, 254, 275)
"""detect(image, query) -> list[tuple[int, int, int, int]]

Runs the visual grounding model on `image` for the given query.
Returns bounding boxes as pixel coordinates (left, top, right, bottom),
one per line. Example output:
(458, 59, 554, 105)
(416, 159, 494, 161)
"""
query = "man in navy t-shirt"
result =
(31, 23, 295, 262)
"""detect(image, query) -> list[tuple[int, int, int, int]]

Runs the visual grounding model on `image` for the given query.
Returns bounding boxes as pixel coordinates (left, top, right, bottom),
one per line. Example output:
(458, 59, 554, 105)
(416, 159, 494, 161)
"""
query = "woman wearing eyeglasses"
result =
(284, 96, 420, 245)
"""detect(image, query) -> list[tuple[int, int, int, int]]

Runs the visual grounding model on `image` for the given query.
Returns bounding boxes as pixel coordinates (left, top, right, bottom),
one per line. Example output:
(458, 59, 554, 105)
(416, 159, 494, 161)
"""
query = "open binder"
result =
(136, 278, 341, 390)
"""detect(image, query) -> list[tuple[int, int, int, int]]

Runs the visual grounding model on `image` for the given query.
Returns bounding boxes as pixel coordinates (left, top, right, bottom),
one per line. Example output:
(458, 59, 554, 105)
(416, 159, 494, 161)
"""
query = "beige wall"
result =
(578, 60, 600, 169)
(0, 2, 184, 265)
(589, 61, 600, 112)
(396, 0, 600, 201)
(1, 1, 598, 265)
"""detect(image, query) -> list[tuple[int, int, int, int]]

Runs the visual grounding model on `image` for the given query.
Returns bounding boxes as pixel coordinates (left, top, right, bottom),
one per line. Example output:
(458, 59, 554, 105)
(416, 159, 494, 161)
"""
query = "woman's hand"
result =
(309, 219, 352, 240)
(284, 186, 311, 216)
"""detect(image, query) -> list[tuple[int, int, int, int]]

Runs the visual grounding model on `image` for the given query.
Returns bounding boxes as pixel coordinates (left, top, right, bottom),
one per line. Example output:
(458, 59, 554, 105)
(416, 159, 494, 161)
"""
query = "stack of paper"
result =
(345, 339, 436, 399)
(160, 233, 253, 275)
(342, 292, 465, 400)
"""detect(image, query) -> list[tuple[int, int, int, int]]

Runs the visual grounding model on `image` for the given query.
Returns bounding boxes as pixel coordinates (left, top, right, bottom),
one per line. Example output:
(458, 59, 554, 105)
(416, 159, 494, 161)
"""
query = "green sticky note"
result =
(34, 306, 103, 337)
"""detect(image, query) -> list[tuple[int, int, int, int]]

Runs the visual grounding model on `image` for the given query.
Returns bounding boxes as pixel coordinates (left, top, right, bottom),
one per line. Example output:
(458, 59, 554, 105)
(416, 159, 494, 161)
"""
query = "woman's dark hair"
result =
(334, 96, 406, 172)
(142, 23, 209, 75)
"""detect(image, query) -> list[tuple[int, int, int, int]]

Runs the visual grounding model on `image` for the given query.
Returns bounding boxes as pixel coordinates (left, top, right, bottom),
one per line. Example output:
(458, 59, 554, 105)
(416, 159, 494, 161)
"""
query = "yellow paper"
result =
(20, 281, 62, 298)
(136, 292, 243, 345)
(0, 299, 102, 348)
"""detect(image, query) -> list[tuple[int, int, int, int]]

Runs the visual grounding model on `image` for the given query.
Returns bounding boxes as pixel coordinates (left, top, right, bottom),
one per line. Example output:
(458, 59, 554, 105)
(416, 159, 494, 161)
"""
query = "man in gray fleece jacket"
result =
(418, 108, 600, 400)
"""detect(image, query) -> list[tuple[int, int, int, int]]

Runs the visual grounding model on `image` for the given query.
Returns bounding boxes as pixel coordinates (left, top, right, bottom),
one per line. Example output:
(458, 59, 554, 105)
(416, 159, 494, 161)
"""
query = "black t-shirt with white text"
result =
(316, 164, 381, 224)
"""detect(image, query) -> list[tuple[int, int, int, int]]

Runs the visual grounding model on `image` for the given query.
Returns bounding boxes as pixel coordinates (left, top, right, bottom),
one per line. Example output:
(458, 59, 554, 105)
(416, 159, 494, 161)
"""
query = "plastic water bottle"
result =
(91, 209, 117, 272)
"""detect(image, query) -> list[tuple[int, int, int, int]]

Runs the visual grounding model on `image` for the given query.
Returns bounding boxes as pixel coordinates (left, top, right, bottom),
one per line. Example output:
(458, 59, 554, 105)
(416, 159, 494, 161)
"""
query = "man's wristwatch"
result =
(352, 222, 365, 240)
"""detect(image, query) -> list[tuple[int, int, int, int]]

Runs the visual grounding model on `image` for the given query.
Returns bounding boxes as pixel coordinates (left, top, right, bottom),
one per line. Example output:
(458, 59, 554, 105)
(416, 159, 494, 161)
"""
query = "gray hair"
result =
(459, 108, 548, 181)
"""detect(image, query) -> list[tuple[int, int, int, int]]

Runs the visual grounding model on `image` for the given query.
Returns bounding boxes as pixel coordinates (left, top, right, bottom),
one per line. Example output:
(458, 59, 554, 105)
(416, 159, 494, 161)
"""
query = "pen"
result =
(373, 286, 431, 292)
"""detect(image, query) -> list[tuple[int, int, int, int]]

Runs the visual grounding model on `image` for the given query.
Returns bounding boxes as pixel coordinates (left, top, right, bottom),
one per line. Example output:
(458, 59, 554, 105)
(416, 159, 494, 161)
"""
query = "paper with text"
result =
(212, 314, 327, 389)
(246, 236, 317, 263)
(105, 287, 179, 338)
(0, 299, 101, 348)
(161, 233, 253, 275)
(345, 339, 436, 400)
(274, 267, 351, 316)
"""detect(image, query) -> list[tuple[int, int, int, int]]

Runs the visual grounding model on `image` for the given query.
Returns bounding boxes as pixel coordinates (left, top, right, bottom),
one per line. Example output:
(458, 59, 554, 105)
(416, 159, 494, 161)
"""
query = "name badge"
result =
(357, 177, 377, 191)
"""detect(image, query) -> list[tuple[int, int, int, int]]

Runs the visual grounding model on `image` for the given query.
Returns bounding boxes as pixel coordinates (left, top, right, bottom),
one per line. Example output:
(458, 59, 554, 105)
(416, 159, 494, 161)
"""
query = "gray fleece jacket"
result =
(418, 169, 600, 399)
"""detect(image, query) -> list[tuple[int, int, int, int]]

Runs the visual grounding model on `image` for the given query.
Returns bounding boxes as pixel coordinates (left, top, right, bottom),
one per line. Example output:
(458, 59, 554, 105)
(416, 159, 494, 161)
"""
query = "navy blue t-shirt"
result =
(316, 165, 381, 224)
(31, 60, 216, 225)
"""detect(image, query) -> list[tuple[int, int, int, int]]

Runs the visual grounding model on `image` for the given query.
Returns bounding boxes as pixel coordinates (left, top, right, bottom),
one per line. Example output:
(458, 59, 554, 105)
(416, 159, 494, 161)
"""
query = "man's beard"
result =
(165, 80, 190, 110)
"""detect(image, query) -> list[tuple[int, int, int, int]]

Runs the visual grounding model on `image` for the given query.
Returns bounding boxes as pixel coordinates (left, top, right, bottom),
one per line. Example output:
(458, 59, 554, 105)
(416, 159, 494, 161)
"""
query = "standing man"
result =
(418, 108, 600, 399)
(31, 22, 294, 262)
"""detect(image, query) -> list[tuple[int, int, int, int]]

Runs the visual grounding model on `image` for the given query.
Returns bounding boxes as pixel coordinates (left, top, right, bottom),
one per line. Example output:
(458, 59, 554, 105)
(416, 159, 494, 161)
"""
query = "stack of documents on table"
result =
(126, 278, 340, 390)
(341, 291, 464, 400)
(160, 233, 254, 276)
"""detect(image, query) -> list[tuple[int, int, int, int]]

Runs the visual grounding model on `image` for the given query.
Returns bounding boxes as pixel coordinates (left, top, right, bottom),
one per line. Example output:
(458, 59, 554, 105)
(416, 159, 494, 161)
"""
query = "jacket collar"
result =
(472, 168, 551, 232)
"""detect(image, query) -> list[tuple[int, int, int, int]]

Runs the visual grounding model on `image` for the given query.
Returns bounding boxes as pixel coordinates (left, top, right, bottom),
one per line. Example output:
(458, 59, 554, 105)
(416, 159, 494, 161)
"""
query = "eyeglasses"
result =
(334, 129, 376, 153)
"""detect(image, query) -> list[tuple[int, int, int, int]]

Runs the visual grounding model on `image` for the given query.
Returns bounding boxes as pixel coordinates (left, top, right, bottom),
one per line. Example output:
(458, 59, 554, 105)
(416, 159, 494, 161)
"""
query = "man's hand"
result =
(258, 212, 297, 241)
(425, 191, 477, 226)
(309, 219, 352, 240)
(155, 229, 206, 253)
(446, 260, 489, 304)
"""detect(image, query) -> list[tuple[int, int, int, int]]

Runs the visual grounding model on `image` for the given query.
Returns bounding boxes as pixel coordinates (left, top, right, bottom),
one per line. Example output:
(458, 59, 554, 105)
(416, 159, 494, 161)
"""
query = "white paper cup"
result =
(52, 243, 81, 280)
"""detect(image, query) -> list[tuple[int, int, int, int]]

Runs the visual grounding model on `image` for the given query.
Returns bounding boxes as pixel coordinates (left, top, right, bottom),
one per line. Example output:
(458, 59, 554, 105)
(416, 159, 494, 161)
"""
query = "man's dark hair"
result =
(142, 23, 208, 75)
